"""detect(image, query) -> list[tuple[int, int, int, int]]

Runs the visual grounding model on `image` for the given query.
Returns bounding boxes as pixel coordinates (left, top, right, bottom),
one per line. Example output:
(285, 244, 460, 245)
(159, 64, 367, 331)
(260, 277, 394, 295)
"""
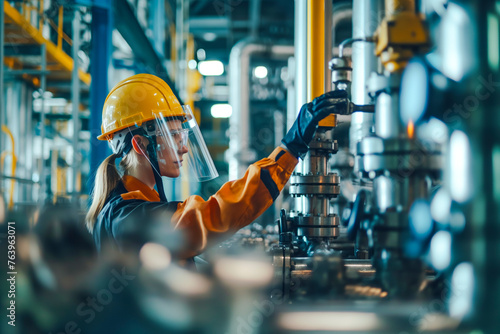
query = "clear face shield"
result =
(146, 105, 219, 182)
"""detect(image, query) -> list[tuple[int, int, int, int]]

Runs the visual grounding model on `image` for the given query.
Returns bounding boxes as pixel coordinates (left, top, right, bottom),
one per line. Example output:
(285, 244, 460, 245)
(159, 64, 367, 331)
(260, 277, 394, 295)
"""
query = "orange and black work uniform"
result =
(92, 147, 298, 258)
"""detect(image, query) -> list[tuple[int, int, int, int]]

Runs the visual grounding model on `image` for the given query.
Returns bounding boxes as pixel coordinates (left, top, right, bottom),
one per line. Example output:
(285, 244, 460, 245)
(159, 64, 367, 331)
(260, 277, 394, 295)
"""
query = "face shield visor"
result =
(145, 105, 219, 182)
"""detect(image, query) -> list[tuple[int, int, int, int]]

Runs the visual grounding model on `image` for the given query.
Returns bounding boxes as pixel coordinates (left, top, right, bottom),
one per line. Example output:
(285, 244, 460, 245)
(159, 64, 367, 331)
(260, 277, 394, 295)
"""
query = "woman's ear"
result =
(131, 135, 148, 156)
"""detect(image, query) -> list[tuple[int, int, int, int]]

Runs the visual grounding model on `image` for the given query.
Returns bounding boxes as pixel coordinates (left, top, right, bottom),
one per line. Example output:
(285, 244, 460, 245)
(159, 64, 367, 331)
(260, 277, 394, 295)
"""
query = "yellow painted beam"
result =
(307, 0, 325, 102)
(58, 6, 64, 49)
(307, 0, 336, 127)
(4, 1, 91, 86)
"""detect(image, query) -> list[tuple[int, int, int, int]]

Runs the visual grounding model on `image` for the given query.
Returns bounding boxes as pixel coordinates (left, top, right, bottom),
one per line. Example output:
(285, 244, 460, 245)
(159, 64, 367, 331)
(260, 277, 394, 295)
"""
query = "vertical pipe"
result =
(26, 87, 34, 203)
(18, 83, 27, 203)
(294, 0, 307, 113)
(374, 90, 404, 139)
(308, 0, 335, 128)
(39, 44, 47, 203)
(294, 0, 307, 180)
(286, 57, 297, 131)
(293, 0, 307, 186)
(350, 0, 383, 156)
(250, 0, 261, 38)
(71, 9, 81, 203)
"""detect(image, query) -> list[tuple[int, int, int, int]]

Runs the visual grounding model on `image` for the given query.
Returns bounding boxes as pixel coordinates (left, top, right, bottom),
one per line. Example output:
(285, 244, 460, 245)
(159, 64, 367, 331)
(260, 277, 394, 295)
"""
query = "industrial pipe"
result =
(349, 0, 383, 157)
(228, 40, 293, 179)
(294, 0, 307, 115)
(39, 44, 47, 203)
(332, 6, 353, 47)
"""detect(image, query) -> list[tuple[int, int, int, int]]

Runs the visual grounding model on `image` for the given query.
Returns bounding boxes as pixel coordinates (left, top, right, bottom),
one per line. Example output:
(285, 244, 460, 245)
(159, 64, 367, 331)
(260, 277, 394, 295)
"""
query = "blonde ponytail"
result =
(86, 154, 121, 233)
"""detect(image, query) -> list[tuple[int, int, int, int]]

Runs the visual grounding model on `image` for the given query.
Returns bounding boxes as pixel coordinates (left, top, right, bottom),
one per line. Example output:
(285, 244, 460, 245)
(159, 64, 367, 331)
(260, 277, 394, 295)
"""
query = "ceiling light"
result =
(211, 104, 232, 118)
(188, 59, 197, 70)
(203, 32, 217, 41)
(197, 48, 206, 61)
(254, 66, 268, 79)
(198, 60, 224, 76)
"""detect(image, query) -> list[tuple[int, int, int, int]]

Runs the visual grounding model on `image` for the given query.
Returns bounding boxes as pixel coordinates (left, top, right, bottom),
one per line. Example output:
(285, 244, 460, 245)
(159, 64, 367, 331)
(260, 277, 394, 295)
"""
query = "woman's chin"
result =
(160, 168, 181, 178)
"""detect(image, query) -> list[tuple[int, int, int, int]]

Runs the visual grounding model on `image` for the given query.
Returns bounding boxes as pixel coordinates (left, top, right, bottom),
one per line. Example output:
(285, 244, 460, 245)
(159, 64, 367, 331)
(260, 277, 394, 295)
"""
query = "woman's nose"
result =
(178, 144, 188, 155)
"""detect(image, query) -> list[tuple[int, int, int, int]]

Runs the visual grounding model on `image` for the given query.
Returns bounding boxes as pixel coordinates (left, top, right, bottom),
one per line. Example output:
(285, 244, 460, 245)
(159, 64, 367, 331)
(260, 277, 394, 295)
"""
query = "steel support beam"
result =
(3, 45, 44, 56)
(89, 2, 112, 193)
(71, 9, 81, 202)
(113, 0, 180, 101)
(150, 0, 166, 57)
(39, 44, 47, 203)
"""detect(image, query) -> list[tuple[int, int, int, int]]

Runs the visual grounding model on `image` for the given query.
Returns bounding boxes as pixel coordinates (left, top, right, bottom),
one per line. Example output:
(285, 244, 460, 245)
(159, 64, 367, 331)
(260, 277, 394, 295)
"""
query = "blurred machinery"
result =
(243, 0, 498, 333)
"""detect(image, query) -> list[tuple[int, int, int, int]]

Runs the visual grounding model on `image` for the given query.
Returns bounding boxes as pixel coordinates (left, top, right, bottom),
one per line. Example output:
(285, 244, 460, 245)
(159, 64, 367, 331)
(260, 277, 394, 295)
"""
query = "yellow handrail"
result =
(57, 5, 63, 49)
(1, 125, 17, 210)
(47, 16, 72, 47)
(19, 1, 72, 50)
(39, 0, 44, 33)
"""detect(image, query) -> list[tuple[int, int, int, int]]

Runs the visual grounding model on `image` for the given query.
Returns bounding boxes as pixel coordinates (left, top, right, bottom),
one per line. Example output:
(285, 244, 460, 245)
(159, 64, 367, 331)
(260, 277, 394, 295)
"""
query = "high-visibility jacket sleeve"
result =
(171, 147, 298, 258)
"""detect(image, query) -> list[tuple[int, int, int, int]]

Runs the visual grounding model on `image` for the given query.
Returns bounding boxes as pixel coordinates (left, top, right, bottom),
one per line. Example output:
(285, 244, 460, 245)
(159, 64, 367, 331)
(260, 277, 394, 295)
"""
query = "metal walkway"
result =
(3, 1, 91, 88)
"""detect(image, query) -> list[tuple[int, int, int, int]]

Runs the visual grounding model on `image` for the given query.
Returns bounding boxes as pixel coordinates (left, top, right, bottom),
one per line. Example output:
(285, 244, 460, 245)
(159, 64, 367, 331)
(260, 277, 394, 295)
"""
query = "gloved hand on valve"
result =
(281, 90, 349, 159)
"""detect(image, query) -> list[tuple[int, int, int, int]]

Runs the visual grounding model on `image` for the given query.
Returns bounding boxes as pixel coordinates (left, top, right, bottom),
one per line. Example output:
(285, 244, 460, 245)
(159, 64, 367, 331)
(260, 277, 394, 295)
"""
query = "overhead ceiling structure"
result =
(188, 0, 295, 62)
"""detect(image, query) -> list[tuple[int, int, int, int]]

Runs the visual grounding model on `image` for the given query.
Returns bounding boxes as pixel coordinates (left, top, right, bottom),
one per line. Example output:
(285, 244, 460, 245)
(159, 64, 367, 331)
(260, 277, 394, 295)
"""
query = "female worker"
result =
(86, 74, 347, 258)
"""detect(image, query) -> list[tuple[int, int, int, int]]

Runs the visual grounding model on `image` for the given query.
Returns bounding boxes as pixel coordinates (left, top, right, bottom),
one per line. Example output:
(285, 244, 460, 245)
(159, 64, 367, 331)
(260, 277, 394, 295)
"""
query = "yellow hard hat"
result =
(97, 73, 184, 140)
